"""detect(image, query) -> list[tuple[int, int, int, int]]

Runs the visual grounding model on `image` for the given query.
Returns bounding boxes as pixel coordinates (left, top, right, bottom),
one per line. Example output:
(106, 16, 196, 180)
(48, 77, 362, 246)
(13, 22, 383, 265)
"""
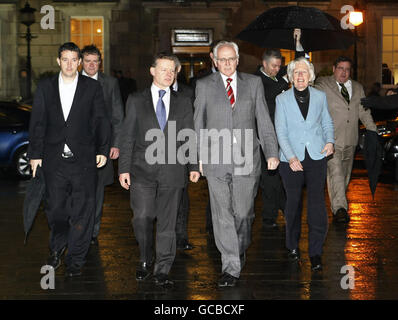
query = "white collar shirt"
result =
(220, 71, 237, 100)
(337, 79, 352, 99)
(151, 83, 171, 120)
(58, 71, 78, 152)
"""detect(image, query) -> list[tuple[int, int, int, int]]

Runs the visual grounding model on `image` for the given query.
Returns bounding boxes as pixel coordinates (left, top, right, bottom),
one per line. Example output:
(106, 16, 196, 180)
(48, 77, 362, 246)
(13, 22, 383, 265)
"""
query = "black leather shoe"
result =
(334, 208, 350, 223)
(177, 241, 194, 251)
(153, 273, 174, 286)
(47, 246, 66, 270)
(310, 255, 323, 272)
(218, 273, 238, 287)
(65, 266, 82, 277)
(90, 237, 98, 246)
(135, 261, 152, 281)
(287, 248, 300, 262)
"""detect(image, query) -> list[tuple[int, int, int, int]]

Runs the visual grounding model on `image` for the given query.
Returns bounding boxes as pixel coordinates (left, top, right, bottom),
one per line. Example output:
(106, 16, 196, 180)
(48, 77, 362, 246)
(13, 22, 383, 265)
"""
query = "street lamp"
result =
(19, 1, 37, 102)
(349, 8, 364, 81)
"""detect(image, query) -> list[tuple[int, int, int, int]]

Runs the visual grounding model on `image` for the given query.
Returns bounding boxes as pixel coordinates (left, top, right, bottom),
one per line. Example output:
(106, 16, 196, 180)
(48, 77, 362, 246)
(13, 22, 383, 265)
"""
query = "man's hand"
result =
(289, 157, 303, 172)
(267, 157, 280, 170)
(294, 28, 301, 42)
(321, 143, 334, 157)
(29, 159, 42, 178)
(96, 155, 107, 168)
(190, 171, 200, 183)
(109, 147, 120, 160)
(119, 173, 131, 190)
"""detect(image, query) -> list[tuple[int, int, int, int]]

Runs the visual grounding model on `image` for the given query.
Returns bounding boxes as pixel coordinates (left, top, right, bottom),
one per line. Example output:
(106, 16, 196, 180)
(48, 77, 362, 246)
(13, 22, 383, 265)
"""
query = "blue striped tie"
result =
(156, 90, 167, 131)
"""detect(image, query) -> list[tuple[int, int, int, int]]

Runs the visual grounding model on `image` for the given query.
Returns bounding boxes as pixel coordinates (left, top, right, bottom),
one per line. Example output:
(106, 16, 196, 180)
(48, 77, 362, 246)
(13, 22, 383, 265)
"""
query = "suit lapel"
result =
(143, 88, 161, 130)
(329, 76, 349, 105)
(51, 74, 65, 121)
(213, 72, 232, 109)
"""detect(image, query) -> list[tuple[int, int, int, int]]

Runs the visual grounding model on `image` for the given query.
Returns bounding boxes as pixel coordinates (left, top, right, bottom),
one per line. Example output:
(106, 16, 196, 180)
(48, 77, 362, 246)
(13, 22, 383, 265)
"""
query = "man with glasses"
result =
(194, 41, 279, 287)
(81, 45, 124, 245)
(315, 56, 377, 223)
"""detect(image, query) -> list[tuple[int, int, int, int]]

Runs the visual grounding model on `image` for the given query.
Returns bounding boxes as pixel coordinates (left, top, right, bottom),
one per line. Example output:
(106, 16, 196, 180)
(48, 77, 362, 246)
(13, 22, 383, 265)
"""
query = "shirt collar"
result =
(82, 70, 98, 80)
(336, 79, 352, 88)
(220, 71, 237, 84)
(59, 71, 79, 86)
(151, 83, 170, 95)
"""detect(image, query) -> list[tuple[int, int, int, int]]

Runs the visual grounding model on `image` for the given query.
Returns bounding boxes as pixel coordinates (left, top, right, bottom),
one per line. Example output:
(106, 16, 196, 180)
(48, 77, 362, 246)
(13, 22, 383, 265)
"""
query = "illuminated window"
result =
(382, 17, 398, 85)
(70, 17, 104, 61)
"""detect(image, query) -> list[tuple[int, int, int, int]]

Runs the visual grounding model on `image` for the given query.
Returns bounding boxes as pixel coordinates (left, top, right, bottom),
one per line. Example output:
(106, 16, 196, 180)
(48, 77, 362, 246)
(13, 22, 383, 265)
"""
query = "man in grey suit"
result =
(315, 56, 376, 223)
(81, 45, 124, 244)
(194, 41, 279, 287)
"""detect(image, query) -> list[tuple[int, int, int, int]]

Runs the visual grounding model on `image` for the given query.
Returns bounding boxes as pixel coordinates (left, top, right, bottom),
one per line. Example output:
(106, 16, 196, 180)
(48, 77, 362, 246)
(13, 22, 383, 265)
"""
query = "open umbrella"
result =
(23, 165, 45, 244)
(236, 6, 356, 51)
(363, 130, 383, 198)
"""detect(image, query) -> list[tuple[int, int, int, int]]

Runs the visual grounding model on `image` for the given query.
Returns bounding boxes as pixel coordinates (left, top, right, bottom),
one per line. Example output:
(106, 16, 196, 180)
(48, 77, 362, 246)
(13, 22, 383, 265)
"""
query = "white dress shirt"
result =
(82, 70, 98, 80)
(59, 71, 78, 152)
(337, 80, 353, 99)
(151, 83, 170, 120)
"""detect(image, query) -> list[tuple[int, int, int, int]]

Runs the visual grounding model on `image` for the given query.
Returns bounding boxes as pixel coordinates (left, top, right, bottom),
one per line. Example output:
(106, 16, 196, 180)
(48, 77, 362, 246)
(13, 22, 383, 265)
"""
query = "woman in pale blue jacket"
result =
(275, 57, 334, 271)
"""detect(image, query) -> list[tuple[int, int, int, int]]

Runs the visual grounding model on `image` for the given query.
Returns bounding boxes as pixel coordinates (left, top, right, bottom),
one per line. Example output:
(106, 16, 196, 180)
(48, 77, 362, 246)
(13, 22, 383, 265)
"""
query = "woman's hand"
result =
(289, 157, 303, 172)
(321, 143, 334, 157)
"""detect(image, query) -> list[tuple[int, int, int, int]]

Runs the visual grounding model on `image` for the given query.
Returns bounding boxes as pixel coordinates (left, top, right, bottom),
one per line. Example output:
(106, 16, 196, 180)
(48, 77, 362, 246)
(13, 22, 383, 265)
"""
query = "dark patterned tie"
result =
(156, 90, 167, 130)
(339, 83, 350, 104)
(226, 78, 235, 107)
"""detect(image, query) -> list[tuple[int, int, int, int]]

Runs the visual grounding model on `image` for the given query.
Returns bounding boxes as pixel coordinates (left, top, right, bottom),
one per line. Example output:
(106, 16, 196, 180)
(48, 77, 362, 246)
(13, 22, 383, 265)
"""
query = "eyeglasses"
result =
(216, 57, 238, 64)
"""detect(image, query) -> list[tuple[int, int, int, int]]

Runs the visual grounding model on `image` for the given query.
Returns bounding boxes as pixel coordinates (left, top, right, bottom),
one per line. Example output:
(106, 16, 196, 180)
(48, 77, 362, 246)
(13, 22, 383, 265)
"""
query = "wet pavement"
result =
(0, 154, 398, 301)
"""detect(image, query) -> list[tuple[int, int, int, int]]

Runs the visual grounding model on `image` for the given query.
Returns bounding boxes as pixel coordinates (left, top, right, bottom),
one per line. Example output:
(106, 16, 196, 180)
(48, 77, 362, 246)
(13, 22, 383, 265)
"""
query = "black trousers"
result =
(130, 182, 182, 275)
(260, 153, 286, 223)
(93, 182, 105, 239)
(278, 151, 328, 257)
(43, 157, 97, 269)
(176, 186, 189, 245)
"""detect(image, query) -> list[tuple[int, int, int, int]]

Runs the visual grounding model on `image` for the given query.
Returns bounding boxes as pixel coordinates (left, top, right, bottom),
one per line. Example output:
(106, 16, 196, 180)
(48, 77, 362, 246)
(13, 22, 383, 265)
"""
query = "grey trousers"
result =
(207, 174, 259, 278)
(327, 145, 356, 214)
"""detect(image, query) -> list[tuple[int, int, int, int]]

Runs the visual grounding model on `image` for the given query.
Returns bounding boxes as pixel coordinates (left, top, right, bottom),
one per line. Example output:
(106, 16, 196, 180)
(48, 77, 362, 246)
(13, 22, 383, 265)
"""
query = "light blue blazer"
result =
(275, 86, 335, 162)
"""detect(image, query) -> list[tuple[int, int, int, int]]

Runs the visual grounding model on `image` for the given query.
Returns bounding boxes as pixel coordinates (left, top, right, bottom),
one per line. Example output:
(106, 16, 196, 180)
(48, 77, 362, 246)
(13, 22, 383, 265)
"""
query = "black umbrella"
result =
(23, 165, 45, 244)
(236, 6, 356, 51)
(361, 94, 398, 110)
(363, 130, 383, 198)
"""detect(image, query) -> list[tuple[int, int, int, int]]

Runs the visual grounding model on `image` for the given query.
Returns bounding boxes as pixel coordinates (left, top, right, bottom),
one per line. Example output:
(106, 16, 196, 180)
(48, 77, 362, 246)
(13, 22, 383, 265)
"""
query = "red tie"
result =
(226, 78, 235, 107)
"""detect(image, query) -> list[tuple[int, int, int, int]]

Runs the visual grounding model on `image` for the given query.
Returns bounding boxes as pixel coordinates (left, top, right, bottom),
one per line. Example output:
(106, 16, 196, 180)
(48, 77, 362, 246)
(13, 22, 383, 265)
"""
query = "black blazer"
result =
(119, 88, 198, 188)
(254, 69, 290, 123)
(27, 74, 111, 168)
(97, 72, 124, 185)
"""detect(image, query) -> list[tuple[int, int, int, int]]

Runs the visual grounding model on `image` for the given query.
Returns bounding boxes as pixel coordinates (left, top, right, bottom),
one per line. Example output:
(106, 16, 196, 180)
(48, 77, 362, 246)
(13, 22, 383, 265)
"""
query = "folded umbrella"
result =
(363, 130, 383, 199)
(236, 6, 356, 51)
(23, 165, 45, 245)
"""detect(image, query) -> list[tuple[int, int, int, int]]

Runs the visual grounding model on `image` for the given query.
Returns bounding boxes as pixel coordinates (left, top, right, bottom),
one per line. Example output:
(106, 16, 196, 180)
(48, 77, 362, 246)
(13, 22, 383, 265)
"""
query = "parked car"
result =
(0, 100, 31, 178)
(358, 110, 398, 180)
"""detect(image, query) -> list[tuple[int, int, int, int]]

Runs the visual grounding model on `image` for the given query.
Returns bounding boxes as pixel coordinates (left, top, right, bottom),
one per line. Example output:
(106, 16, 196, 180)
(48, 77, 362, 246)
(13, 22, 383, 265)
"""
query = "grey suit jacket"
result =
(194, 71, 278, 177)
(315, 75, 376, 147)
(97, 72, 124, 185)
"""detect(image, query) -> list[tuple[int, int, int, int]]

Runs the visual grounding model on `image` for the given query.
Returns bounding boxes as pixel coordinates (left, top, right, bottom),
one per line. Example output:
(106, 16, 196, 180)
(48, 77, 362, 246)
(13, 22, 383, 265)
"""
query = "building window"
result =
(382, 17, 398, 85)
(70, 17, 104, 60)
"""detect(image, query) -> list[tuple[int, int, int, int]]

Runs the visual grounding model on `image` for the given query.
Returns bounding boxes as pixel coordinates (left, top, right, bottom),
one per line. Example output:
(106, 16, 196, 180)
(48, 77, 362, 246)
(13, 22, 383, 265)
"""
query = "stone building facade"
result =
(0, 0, 397, 99)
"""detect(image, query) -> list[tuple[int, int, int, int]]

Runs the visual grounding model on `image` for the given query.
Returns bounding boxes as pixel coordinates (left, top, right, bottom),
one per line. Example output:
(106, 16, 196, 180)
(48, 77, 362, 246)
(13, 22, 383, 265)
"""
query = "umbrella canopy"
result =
(363, 130, 383, 198)
(236, 6, 356, 51)
(23, 165, 45, 244)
